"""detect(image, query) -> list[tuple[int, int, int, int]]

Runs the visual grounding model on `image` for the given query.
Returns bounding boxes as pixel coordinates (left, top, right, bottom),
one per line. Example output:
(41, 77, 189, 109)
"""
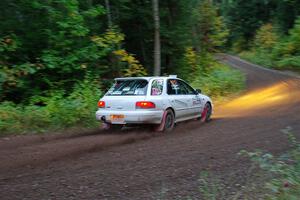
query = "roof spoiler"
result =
(114, 77, 149, 81)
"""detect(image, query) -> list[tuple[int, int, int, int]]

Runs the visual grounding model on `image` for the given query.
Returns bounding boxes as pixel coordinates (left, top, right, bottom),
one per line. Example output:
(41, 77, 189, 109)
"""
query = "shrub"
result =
(0, 79, 102, 135)
(191, 63, 245, 99)
(239, 51, 273, 68)
(0, 102, 50, 134)
(240, 19, 300, 71)
(238, 24, 279, 68)
(239, 127, 300, 199)
(254, 24, 278, 52)
(272, 17, 300, 69)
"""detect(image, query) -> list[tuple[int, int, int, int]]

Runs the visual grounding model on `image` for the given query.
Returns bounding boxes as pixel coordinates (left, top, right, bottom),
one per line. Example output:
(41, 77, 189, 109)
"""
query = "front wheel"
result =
(200, 103, 212, 122)
(154, 109, 175, 132)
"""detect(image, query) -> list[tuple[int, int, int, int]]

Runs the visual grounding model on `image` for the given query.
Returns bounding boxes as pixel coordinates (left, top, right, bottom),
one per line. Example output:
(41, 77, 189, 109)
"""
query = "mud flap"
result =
(155, 110, 167, 132)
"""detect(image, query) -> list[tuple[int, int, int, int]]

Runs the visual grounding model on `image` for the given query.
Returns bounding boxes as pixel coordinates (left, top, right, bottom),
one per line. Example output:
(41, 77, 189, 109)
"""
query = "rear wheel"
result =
(154, 109, 175, 132)
(200, 103, 212, 122)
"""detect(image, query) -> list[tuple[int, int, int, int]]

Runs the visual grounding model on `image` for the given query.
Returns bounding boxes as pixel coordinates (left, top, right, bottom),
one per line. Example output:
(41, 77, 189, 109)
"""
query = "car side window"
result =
(180, 80, 197, 95)
(167, 79, 187, 95)
(151, 79, 164, 96)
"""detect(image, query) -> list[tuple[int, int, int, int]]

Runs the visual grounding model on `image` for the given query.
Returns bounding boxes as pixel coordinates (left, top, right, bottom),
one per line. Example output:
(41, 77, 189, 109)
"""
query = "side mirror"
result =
(196, 89, 202, 94)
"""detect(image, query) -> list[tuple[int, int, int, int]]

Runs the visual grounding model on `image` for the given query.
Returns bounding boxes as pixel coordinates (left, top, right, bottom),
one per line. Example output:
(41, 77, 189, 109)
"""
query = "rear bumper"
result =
(95, 109, 164, 124)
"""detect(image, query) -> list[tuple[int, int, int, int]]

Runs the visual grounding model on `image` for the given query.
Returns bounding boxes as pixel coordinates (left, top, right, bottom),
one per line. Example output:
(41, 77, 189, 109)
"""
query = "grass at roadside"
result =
(239, 51, 300, 77)
(239, 51, 274, 69)
(0, 80, 102, 135)
(191, 62, 246, 102)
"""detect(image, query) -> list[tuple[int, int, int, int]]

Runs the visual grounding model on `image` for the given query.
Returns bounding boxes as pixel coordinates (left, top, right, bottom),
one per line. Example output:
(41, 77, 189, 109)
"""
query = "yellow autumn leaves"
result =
(91, 29, 147, 77)
(113, 49, 147, 77)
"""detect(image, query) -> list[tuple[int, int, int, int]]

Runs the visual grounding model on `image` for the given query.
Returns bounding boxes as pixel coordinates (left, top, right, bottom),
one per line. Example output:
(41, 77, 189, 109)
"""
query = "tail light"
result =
(136, 101, 156, 109)
(98, 101, 105, 108)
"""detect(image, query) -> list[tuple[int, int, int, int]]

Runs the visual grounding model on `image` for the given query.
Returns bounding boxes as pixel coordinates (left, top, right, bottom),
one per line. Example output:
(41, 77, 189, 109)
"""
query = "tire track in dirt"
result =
(0, 130, 154, 171)
(0, 118, 218, 173)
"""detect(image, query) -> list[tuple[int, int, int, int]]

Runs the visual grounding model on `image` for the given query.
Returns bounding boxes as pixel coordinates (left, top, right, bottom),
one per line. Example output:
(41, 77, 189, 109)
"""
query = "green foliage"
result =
(178, 46, 245, 99)
(273, 17, 300, 69)
(0, 0, 147, 103)
(191, 62, 245, 99)
(198, 171, 224, 200)
(275, 0, 300, 34)
(0, 78, 101, 135)
(113, 49, 147, 77)
(239, 51, 273, 68)
(254, 24, 278, 52)
(221, 0, 300, 69)
(0, 0, 246, 135)
(239, 18, 300, 71)
(239, 127, 300, 199)
(108, 0, 199, 74)
(222, 0, 275, 49)
(178, 47, 199, 82)
(276, 56, 300, 70)
(193, 0, 229, 53)
(238, 23, 278, 68)
(0, 102, 48, 134)
(220, 0, 300, 49)
(231, 37, 248, 53)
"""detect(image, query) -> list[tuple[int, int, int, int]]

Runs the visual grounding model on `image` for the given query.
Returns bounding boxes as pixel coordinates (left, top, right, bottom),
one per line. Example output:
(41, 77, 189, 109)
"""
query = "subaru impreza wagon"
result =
(96, 75, 212, 131)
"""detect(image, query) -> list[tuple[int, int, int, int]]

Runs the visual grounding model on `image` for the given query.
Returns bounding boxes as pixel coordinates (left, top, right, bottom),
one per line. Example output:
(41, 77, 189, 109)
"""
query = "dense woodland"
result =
(0, 0, 299, 134)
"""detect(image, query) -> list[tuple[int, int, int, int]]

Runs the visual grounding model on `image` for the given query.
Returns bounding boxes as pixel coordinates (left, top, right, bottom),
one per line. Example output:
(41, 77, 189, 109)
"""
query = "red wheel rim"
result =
(201, 106, 208, 122)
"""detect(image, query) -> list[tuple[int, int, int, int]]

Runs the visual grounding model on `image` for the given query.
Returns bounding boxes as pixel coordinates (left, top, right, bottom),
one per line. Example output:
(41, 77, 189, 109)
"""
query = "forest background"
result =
(1, 0, 299, 134)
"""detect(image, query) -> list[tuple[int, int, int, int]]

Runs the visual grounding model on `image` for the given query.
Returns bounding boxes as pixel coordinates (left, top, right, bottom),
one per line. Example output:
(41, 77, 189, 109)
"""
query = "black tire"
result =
(154, 109, 175, 132)
(201, 103, 212, 123)
(164, 109, 175, 132)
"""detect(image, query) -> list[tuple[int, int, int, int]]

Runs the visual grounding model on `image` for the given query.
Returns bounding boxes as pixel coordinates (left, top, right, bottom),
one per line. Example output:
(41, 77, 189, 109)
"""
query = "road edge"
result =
(220, 53, 300, 80)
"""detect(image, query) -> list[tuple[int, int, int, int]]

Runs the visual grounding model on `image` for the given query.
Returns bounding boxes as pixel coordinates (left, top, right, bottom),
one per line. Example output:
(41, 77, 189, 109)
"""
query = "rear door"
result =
(167, 79, 191, 119)
(180, 80, 203, 116)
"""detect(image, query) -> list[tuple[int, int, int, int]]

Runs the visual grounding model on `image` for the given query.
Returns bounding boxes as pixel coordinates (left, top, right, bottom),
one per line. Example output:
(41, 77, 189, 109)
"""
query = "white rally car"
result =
(96, 75, 212, 131)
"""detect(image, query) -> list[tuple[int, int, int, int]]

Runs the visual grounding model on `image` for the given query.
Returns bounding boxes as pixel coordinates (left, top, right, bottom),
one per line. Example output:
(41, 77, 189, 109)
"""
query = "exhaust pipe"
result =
(100, 116, 106, 122)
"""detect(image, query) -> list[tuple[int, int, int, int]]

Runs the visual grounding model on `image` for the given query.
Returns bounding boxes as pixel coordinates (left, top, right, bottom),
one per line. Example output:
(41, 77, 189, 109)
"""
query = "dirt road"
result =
(0, 55, 299, 199)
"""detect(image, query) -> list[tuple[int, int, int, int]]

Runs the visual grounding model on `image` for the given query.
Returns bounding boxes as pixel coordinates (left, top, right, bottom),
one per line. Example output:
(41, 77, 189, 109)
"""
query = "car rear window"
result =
(106, 79, 148, 96)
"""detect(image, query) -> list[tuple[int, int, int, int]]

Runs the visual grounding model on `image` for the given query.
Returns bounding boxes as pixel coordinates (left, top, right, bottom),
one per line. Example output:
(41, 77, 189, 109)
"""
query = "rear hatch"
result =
(102, 79, 148, 111)
(102, 96, 146, 111)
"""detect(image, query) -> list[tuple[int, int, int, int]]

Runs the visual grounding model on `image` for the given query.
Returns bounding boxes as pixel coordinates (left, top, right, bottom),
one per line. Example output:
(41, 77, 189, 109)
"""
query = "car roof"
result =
(115, 76, 180, 82)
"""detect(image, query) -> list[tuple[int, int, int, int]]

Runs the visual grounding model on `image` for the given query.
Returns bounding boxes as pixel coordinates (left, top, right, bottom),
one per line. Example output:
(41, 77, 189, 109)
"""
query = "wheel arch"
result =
(206, 101, 212, 107)
(205, 101, 213, 117)
(165, 107, 175, 118)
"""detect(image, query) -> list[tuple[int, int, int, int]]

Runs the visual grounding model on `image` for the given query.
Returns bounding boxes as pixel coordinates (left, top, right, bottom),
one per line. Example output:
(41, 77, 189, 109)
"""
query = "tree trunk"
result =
(138, 24, 147, 65)
(105, 0, 112, 28)
(152, 0, 161, 76)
